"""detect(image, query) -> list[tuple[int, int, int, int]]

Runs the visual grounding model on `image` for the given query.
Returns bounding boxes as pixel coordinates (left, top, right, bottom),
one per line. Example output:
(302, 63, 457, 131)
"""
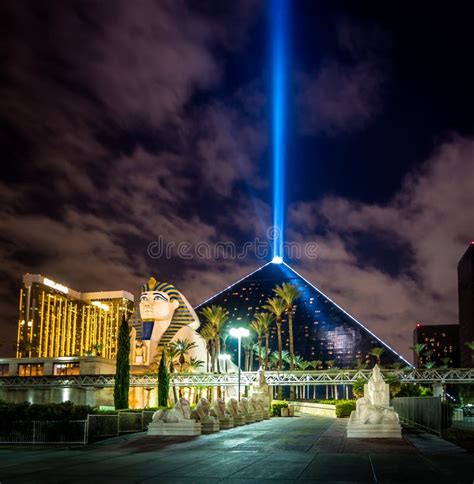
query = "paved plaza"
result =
(1, 415, 474, 483)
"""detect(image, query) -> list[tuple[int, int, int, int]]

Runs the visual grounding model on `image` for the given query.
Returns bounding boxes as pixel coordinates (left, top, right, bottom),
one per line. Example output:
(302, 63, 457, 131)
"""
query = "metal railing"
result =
(0, 420, 88, 444)
(392, 396, 457, 436)
(0, 410, 157, 444)
(3, 368, 474, 388)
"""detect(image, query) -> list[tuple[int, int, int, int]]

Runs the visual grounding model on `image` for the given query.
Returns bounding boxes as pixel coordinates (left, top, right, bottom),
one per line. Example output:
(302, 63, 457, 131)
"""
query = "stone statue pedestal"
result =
(232, 415, 247, 426)
(210, 399, 234, 430)
(148, 421, 201, 436)
(201, 421, 220, 434)
(147, 397, 202, 436)
(190, 398, 220, 434)
(347, 365, 402, 439)
(346, 420, 401, 439)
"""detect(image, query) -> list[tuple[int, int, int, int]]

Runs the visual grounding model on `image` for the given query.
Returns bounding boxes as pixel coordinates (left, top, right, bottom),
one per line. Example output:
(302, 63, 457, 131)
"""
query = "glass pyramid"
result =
(196, 261, 410, 369)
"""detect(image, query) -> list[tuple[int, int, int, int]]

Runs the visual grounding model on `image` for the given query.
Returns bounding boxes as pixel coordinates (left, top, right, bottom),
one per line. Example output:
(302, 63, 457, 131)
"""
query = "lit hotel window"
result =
(53, 363, 80, 376)
(18, 363, 44, 376)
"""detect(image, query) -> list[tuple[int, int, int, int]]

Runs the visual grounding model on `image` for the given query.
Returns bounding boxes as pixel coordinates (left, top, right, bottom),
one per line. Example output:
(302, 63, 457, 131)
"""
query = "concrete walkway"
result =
(1, 415, 473, 483)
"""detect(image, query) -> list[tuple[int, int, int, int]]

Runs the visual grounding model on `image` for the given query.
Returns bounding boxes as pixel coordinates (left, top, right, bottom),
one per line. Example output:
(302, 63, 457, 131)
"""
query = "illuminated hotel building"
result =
(17, 274, 134, 360)
(197, 262, 411, 368)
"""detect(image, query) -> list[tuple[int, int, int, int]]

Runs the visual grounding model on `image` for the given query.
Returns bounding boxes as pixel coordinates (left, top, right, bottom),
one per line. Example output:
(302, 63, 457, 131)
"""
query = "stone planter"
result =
(288, 405, 295, 417)
(280, 407, 289, 417)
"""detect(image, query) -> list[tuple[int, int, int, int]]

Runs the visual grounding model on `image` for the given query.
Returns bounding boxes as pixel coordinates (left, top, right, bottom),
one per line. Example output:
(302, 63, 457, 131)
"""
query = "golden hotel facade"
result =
(17, 274, 134, 361)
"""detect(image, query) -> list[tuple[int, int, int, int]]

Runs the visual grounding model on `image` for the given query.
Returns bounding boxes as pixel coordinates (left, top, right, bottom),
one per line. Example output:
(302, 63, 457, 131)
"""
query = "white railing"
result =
(2, 368, 474, 388)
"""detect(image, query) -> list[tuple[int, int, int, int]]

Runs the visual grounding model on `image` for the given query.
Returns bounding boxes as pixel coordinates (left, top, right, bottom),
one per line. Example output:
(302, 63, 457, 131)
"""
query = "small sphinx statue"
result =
(238, 397, 256, 424)
(347, 365, 401, 439)
(210, 398, 234, 429)
(225, 397, 246, 426)
(190, 398, 219, 433)
(250, 394, 269, 420)
(148, 398, 201, 436)
(247, 396, 263, 422)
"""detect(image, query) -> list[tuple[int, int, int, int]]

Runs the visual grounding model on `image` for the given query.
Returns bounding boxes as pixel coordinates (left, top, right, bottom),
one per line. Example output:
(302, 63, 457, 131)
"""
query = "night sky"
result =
(1, 1, 473, 359)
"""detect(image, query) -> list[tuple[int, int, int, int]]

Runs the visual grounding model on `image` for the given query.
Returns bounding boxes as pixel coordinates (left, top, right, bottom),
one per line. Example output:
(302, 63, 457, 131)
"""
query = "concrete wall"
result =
(290, 401, 336, 417)
(0, 386, 115, 407)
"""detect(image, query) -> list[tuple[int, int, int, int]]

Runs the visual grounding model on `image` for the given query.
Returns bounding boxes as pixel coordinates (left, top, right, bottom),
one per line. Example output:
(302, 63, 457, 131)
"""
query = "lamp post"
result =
(229, 327, 249, 401)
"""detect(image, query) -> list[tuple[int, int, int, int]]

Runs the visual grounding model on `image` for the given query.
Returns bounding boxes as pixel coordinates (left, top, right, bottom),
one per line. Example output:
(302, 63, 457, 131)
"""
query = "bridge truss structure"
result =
(2, 368, 474, 389)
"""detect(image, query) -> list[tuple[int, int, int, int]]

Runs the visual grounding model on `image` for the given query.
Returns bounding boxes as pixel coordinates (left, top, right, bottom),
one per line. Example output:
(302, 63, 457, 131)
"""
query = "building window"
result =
(18, 363, 44, 376)
(53, 363, 80, 376)
(0, 364, 9, 376)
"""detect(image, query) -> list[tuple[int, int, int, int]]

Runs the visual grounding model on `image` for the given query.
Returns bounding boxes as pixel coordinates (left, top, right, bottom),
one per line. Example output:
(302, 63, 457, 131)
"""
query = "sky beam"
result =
(271, 0, 287, 261)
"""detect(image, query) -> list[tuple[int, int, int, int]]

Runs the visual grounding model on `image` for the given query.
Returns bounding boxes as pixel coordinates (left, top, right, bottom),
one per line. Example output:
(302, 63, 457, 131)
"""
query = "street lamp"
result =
(229, 327, 250, 401)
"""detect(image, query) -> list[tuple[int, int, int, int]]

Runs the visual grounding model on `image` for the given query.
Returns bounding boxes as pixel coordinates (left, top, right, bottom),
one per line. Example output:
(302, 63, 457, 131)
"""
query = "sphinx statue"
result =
(247, 396, 263, 422)
(238, 397, 256, 424)
(210, 398, 234, 429)
(225, 398, 246, 426)
(250, 394, 269, 420)
(190, 398, 220, 433)
(347, 365, 402, 439)
(148, 398, 201, 436)
(133, 277, 207, 368)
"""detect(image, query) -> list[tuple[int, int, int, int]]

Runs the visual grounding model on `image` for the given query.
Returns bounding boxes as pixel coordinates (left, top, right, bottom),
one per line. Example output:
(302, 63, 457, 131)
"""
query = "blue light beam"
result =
(271, 0, 287, 261)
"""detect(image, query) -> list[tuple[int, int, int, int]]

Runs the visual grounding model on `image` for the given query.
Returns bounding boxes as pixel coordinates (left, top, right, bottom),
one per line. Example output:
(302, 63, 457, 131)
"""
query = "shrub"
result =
(0, 401, 95, 423)
(271, 400, 288, 416)
(335, 400, 356, 418)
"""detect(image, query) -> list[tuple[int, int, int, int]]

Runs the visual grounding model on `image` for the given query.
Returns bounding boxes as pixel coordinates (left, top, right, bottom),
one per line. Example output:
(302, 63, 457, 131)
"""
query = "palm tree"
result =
(253, 312, 274, 369)
(250, 317, 266, 368)
(243, 339, 252, 371)
(369, 347, 385, 366)
(200, 305, 229, 373)
(273, 283, 299, 371)
(326, 359, 336, 370)
(200, 324, 214, 372)
(440, 356, 451, 369)
(465, 341, 474, 366)
(281, 350, 291, 369)
(409, 343, 426, 368)
(172, 338, 198, 372)
(187, 356, 205, 372)
(424, 361, 436, 369)
(263, 297, 286, 370)
(310, 360, 323, 370)
(269, 351, 280, 370)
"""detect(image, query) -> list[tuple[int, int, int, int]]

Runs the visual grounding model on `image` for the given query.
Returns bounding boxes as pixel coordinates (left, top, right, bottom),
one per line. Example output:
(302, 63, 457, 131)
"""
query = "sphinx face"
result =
(139, 290, 179, 321)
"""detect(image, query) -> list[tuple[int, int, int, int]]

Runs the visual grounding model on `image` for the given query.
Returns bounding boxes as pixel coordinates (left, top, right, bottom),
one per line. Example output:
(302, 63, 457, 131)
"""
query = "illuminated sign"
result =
(43, 278, 69, 294)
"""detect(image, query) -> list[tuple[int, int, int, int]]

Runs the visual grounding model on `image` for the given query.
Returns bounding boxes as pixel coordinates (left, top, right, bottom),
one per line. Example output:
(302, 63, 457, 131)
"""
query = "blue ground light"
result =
(271, 0, 287, 261)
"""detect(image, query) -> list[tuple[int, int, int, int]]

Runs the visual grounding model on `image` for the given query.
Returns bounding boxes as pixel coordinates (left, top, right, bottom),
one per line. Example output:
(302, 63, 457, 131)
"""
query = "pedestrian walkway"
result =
(1, 415, 473, 483)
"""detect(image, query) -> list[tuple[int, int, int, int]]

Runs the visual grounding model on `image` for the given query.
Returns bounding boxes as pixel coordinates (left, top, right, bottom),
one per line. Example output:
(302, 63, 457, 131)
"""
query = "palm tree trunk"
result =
(288, 310, 295, 400)
(265, 333, 269, 370)
(257, 336, 262, 368)
(244, 349, 249, 371)
(288, 311, 294, 370)
(276, 320, 283, 370)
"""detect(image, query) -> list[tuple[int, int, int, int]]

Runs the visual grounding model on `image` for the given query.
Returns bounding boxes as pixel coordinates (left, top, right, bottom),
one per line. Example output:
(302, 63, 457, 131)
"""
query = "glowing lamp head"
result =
(272, 256, 283, 264)
(230, 327, 250, 338)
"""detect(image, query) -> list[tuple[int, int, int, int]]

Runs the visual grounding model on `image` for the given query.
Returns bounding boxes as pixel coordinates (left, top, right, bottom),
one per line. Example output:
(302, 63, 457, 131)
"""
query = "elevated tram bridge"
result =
(2, 369, 474, 389)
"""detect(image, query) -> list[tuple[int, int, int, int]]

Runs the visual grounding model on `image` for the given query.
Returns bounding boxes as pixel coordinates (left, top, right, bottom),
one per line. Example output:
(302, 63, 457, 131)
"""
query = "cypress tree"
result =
(114, 315, 130, 410)
(158, 351, 170, 407)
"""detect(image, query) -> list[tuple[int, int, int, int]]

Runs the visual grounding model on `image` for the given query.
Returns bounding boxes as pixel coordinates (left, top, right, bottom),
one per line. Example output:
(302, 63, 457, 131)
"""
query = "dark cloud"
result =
(298, 21, 386, 135)
(288, 136, 474, 359)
